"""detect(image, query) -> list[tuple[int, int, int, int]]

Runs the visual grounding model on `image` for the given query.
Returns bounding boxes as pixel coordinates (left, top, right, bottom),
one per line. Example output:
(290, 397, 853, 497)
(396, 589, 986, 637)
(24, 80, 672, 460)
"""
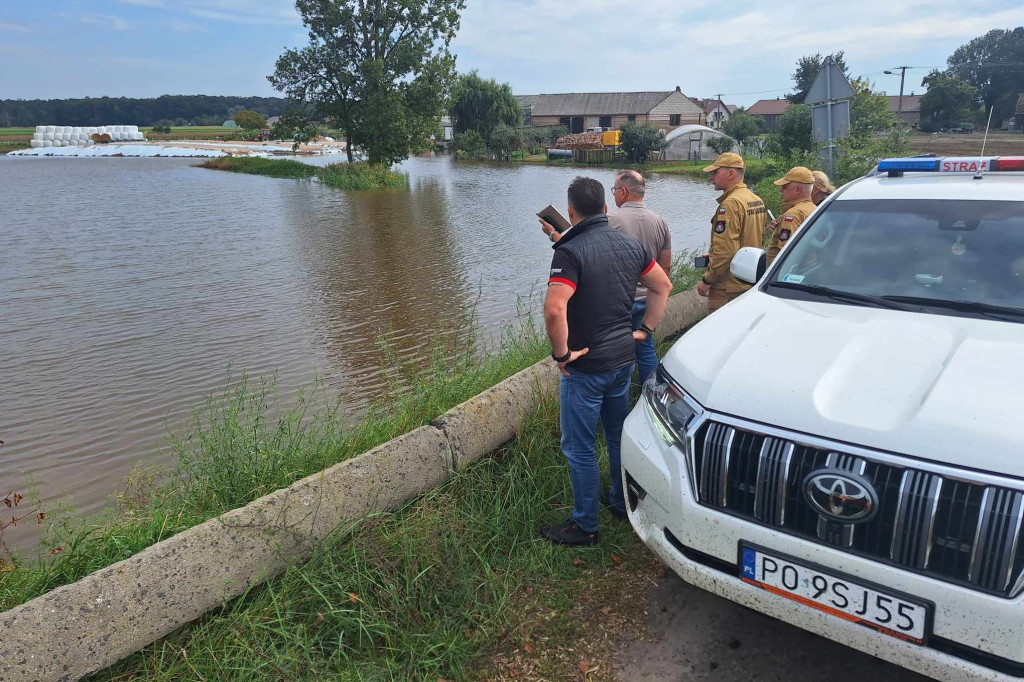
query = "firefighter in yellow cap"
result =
(766, 166, 817, 264)
(697, 153, 766, 312)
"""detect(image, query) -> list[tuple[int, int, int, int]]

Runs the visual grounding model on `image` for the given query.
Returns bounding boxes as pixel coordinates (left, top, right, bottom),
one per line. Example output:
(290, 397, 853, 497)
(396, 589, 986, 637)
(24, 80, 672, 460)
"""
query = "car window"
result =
(769, 199, 1024, 314)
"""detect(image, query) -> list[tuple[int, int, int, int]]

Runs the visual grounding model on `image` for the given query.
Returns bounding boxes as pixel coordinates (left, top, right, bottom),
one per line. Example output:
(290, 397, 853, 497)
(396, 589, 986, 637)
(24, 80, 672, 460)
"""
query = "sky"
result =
(1, 0, 1023, 107)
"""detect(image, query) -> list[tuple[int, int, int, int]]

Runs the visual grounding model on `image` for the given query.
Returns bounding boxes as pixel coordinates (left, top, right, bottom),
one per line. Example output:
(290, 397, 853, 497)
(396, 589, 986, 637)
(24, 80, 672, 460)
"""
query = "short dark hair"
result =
(567, 176, 605, 218)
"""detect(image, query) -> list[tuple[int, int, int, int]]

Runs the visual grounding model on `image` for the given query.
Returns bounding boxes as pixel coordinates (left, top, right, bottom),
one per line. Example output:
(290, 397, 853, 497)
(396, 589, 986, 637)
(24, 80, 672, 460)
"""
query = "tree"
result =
(946, 28, 1024, 122)
(920, 71, 979, 132)
(773, 103, 813, 155)
(721, 112, 764, 152)
(788, 52, 849, 103)
(849, 78, 899, 138)
(488, 123, 522, 160)
(707, 135, 735, 155)
(450, 71, 522, 140)
(269, 0, 463, 165)
(619, 121, 667, 163)
(272, 108, 321, 150)
(234, 110, 267, 131)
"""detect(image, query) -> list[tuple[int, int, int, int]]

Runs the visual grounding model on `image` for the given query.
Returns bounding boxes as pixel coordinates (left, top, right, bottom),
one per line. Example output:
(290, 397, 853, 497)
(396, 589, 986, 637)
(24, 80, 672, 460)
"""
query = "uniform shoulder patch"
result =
(718, 207, 727, 214)
(779, 228, 791, 241)
(784, 215, 795, 222)
(714, 221, 726, 234)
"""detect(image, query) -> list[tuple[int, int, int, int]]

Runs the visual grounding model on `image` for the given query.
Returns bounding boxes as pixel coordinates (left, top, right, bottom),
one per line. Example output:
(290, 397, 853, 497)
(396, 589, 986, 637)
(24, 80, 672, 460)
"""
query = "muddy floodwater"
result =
(0, 154, 718, 535)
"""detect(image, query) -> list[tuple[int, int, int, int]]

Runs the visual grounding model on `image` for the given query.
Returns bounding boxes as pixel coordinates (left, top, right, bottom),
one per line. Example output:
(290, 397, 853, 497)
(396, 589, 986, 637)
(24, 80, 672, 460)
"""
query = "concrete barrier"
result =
(0, 426, 451, 682)
(0, 291, 706, 681)
(434, 358, 561, 470)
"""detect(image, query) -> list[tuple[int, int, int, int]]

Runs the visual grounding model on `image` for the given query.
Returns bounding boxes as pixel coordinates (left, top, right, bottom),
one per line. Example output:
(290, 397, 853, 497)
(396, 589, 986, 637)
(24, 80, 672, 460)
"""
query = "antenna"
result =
(974, 105, 995, 181)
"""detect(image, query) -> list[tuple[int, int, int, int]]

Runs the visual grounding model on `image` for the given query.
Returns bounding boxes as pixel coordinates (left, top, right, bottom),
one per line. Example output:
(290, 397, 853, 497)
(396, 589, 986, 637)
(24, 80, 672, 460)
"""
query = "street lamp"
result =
(884, 67, 909, 124)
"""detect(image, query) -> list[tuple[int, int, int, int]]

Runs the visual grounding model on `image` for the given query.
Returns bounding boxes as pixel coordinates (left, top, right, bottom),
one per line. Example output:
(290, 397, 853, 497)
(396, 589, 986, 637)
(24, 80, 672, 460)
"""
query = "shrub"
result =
(619, 121, 667, 163)
(707, 135, 735, 155)
(451, 130, 486, 159)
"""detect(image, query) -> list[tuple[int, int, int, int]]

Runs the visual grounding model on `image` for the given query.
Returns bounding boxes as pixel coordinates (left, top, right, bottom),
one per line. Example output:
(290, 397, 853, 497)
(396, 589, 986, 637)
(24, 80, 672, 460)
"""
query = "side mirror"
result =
(731, 247, 767, 284)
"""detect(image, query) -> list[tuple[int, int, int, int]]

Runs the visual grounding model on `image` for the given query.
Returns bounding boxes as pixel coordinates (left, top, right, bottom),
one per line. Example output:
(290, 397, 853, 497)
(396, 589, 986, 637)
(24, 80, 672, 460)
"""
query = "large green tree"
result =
(788, 52, 849, 103)
(450, 71, 522, 140)
(269, 0, 463, 164)
(920, 71, 979, 132)
(946, 27, 1024, 122)
(233, 110, 267, 130)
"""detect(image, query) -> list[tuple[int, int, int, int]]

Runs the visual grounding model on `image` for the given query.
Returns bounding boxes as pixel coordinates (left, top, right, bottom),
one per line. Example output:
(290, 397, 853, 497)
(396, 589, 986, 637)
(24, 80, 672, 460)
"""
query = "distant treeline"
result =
(0, 95, 289, 127)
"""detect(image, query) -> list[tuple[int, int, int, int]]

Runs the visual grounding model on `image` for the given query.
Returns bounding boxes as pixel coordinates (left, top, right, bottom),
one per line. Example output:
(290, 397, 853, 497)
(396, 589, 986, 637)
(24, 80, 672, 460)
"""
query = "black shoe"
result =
(540, 519, 599, 546)
(601, 490, 628, 521)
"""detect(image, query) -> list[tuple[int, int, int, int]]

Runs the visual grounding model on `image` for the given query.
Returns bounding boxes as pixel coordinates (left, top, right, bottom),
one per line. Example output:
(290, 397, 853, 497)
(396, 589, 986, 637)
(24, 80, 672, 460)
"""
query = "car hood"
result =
(663, 291, 1024, 477)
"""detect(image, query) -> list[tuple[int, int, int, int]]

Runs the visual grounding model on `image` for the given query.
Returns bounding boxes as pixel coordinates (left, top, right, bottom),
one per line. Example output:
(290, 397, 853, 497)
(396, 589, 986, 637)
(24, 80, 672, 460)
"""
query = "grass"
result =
(0, 141, 29, 153)
(199, 156, 319, 179)
(88, 392, 658, 681)
(199, 157, 408, 190)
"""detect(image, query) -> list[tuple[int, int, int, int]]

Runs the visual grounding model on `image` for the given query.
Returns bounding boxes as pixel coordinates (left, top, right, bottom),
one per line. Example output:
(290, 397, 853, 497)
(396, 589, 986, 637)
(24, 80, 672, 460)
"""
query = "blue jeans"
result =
(559, 364, 634, 532)
(631, 300, 657, 384)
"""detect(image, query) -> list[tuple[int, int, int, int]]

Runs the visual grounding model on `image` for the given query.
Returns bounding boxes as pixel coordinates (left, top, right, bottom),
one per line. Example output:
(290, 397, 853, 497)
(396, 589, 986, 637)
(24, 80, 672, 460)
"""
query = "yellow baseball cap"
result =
(773, 166, 815, 185)
(703, 152, 745, 172)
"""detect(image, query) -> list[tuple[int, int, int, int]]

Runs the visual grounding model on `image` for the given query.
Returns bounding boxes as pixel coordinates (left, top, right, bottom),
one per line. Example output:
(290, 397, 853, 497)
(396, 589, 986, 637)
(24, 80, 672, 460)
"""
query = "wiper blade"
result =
(769, 281, 914, 310)
(881, 295, 1024, 321)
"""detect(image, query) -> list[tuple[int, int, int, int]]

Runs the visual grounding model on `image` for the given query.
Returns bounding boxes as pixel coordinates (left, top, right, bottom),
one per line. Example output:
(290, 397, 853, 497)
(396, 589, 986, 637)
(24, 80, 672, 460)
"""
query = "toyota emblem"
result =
(802, 469, 878, 524)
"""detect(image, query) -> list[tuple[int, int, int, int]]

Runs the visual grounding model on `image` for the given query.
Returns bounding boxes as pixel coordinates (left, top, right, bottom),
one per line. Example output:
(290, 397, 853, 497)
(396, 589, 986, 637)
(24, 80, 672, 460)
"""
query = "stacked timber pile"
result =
(555, 132, 604, 150)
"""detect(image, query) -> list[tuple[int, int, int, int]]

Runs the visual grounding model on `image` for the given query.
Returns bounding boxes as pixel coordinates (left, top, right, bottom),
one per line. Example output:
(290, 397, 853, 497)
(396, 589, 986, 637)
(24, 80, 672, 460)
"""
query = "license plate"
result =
(739, 543, 932, 645)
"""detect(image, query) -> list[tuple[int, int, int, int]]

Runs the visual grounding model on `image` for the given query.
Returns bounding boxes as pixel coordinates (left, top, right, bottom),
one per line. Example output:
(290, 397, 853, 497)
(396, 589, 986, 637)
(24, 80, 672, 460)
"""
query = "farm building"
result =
(516, 88, 705, 134)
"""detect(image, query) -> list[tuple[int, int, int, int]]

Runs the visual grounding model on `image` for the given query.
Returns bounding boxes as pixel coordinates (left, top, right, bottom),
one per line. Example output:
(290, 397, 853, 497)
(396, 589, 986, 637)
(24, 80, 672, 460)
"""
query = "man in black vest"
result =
(540, 177, 673, 545)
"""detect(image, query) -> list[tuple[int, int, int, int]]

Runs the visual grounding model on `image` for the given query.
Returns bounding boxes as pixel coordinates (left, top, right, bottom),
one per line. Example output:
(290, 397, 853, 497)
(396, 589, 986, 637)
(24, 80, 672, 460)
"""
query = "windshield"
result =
(767, 199, 1024, 319)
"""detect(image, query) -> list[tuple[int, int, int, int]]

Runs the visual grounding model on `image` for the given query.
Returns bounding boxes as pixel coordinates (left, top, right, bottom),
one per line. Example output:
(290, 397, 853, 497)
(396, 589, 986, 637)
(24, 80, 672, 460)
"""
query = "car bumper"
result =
(621, 401, 1024, 682)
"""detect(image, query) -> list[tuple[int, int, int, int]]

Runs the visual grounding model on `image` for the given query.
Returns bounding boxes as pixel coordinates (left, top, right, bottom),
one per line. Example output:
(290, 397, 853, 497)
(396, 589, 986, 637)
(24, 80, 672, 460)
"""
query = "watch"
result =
(552, 350, 571, 363)
(639, 323, 655, 336)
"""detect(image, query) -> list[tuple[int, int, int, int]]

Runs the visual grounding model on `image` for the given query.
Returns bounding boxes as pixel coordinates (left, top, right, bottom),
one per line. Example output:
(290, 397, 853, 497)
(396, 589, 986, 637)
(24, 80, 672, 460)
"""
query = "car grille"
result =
(693, 420, 1024, 598)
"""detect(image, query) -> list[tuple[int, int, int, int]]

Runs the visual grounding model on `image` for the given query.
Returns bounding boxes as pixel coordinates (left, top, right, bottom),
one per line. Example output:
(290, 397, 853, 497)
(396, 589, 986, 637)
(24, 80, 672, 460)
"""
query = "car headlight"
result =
(642, 364, 702, 446)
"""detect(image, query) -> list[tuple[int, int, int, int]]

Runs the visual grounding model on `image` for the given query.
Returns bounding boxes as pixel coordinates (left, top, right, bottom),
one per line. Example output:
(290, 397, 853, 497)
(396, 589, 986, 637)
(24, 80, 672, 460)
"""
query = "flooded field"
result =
(0, 153, 718, 531)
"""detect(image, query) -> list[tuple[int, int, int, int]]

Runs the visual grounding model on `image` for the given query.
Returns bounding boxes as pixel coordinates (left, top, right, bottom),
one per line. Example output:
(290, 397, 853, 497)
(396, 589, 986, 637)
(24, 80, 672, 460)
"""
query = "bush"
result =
(488, 123, 523, 160)
(620, 121, 667, 163)
(319, 163, 407, 190)
(707, 135, 735, 155)
(772, 104, 813, 155)
(451, 130, 486, 159)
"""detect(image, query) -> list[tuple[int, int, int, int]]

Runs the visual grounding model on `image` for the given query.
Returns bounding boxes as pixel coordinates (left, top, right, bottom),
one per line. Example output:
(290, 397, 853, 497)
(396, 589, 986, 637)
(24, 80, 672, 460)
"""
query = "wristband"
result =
(552, 350, 571, 363)
(639, 324, 655, 335)
(701, 277, 711, 286)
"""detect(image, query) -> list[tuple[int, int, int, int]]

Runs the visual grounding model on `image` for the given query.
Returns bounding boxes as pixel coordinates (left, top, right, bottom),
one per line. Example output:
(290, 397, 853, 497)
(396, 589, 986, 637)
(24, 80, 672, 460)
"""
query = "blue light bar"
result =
(877, 158, 940, 172)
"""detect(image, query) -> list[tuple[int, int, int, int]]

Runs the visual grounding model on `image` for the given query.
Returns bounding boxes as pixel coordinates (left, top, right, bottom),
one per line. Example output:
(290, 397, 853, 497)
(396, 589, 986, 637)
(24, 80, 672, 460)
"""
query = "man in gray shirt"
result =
(607, 170, 671, 384)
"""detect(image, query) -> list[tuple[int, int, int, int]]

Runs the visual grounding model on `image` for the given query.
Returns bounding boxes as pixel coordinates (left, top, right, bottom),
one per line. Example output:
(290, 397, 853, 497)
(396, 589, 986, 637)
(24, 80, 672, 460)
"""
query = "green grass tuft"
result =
(198, 156, 318, 179)
(198, 157, 407, 190)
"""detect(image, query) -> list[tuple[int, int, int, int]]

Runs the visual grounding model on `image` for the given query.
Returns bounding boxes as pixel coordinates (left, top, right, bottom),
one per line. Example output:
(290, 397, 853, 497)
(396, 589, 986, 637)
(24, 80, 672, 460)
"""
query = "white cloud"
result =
(452, 0, 1024, 102)
(169, 20, 207, 33)
(114, 0, 299, 25)
(80, 14, 132, 31)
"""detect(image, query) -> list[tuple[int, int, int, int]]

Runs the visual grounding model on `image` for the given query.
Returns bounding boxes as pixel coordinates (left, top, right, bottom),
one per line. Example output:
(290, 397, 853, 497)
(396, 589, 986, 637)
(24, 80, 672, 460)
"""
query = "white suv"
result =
(621, 156, 1024, 681)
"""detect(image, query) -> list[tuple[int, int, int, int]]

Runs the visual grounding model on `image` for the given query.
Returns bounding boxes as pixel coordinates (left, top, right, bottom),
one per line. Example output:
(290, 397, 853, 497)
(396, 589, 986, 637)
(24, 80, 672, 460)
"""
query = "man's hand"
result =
(632, 330, 649, 342)
(697, 280, 711, 297)
(556, 348, 589, 376)
(540, 219, 561, 243)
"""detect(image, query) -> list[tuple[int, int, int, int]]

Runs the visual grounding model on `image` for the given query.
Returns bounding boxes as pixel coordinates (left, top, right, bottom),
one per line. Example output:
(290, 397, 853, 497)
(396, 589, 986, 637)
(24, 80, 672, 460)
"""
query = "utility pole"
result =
(716, 93, 722, 129)
(884, 66, 909, 124)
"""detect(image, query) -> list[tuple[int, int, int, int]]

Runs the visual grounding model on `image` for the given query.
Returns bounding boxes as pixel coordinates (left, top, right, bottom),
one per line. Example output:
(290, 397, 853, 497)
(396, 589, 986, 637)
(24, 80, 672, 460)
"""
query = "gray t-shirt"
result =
(608, 201, 671, 301)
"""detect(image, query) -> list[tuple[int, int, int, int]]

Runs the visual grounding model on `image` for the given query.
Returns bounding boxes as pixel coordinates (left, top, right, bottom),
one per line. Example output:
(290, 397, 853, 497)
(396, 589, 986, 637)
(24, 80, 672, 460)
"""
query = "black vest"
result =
(553, 214, 649, 374)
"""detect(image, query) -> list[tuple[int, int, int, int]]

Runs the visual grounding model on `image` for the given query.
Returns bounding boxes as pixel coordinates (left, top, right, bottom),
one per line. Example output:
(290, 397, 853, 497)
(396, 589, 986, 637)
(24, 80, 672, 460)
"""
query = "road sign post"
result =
(805, 56, 855, 175)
